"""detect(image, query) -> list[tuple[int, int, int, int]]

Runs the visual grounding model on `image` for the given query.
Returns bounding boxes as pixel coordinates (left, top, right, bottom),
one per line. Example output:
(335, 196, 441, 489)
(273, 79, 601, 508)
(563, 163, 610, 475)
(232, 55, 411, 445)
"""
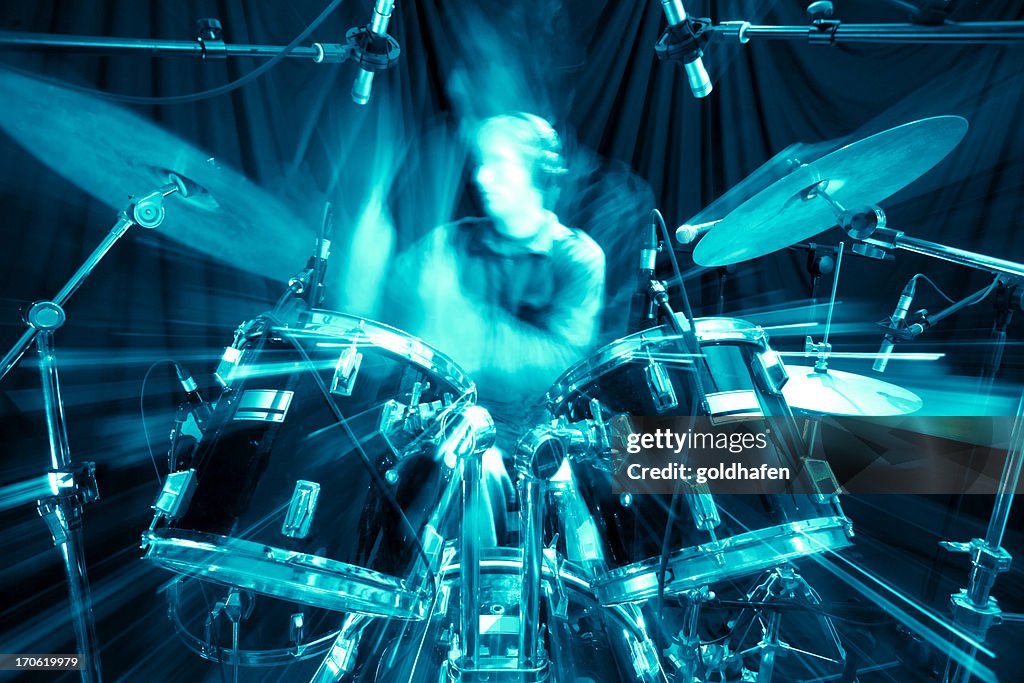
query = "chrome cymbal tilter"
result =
(0, 182, 180, 683)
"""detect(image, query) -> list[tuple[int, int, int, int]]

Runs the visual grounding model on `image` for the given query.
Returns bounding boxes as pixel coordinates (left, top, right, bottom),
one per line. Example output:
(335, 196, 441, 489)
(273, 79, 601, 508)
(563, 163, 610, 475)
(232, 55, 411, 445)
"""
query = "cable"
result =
(8, 0, 344, 106)
(911, 273, 957, 304)
(140, 359, 179, 486)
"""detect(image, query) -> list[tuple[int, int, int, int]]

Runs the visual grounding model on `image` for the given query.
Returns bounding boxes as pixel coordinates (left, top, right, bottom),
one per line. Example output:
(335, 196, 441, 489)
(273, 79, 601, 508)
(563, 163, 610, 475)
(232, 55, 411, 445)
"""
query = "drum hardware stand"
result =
(514, 425, 667, 683)
(207, 588, 253, 683)
(979, 282, 1023, 392)
(802, 243, 836, 303)
(0, 14, 401, 70)
(697, 7, 1024, 48)
(802, 240, 844, 374)
(938, 393, 1024, 683)
(0, 180, 182, 683)
(725, 565, 847, 683)
(663, 586, 716, 682)
(714, 265, 734, 317)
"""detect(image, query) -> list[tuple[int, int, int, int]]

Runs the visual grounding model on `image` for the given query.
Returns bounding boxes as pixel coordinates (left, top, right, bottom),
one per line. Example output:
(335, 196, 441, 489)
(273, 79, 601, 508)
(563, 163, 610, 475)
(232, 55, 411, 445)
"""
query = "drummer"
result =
(382, 112, 606, 537)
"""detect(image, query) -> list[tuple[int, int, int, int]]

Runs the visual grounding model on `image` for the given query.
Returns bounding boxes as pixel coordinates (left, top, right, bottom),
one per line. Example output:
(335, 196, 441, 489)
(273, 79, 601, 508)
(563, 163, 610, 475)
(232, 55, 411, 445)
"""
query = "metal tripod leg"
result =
(727, 566, 846, 683)
(2, 183, 180, 683)
(36, 330, 102, 683)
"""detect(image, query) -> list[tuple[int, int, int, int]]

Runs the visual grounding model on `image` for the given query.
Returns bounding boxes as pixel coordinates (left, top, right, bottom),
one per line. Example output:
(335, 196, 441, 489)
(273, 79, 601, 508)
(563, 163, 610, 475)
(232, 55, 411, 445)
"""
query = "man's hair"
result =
(473, 112, 568, 209)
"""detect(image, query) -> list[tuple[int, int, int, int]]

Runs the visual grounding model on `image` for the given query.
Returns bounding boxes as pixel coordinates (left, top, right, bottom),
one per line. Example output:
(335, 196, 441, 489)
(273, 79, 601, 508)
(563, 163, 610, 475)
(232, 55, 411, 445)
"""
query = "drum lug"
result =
(330, 345, 363, 396)
(289, 612, 305, 648)
(753, 348, 790, 394)
(281, 480, 320, 539)
(215, 345, 243, 389)
(588, 398, 612, 453)
(644, 359, 679, 413)
(149, 468, 197, 526)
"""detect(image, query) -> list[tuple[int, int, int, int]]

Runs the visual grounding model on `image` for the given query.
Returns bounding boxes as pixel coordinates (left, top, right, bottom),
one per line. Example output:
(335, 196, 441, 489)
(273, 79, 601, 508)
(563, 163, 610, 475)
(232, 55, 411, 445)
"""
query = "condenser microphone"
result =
(873, 278, 917, 373)
(659, 0, 713, 98)
(629, 222, 660, 332)
(175, 363, 214, 431)
(675, 219, 722, 245)
(352, 0, 396, 105)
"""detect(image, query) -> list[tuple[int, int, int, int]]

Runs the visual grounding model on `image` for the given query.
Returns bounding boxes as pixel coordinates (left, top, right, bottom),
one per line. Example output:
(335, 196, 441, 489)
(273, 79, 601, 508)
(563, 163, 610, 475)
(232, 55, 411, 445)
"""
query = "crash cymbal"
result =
(0, 67, 311, 280)
(783, 366, 923, 416)
(693, 116, 968, 267)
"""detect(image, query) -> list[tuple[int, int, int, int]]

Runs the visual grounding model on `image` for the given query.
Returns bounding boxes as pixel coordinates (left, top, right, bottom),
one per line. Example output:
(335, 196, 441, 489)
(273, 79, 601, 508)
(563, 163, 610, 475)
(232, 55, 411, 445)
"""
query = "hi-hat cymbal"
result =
(0, 67, 311, 281)
(693, 116, 968, 267)
(783, 366, 923, 416)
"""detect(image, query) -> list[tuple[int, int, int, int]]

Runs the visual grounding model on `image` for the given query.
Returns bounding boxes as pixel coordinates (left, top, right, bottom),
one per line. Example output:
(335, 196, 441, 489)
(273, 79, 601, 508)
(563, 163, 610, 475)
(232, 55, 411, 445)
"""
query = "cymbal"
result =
(783, 366, 923, 416)
(0, 67, 311, 281)
(693, 116, 968, 267)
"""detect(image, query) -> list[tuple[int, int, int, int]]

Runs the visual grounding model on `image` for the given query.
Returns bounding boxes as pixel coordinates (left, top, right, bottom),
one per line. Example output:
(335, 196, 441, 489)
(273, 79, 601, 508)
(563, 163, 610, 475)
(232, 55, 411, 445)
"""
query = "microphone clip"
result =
(345, 24, 400, 74)
(655, 15, 711, 64)
(875, 310, 926, 343)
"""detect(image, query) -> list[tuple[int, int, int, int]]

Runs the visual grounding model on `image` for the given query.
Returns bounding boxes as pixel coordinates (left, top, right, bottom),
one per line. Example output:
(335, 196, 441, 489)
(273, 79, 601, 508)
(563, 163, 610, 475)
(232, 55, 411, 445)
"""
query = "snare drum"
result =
(547, 317, 853, 605)
(143, 311, 476, 619)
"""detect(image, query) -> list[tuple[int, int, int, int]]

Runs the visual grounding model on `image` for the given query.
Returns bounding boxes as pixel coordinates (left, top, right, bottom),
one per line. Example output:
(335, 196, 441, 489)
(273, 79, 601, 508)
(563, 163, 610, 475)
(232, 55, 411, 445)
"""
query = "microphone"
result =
(872, 278, 917, 373)
(309, 202, 334, 308)
(630, 222, 660, 332)
(659, 0, 713, 98)
(675, 218, 722, 245)
(175, 363, 215, 431)
(352, 0, 396, 105)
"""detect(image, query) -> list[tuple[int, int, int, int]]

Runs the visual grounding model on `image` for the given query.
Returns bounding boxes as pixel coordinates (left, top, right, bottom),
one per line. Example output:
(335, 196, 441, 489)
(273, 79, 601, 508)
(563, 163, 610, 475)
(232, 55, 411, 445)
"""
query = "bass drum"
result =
(547, 316, 854, 605)
(342, 548, 666, 682)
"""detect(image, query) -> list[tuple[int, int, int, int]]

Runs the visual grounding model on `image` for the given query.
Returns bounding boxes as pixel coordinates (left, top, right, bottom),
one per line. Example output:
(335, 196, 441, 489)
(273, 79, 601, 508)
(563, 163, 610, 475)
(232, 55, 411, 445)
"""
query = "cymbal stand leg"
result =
(0, 183, 179, 683)
(940, 392, 1024, 683)
(223, 589, 247, 683)
(727, 566, 847, 681)
(34, 329, 103, 682)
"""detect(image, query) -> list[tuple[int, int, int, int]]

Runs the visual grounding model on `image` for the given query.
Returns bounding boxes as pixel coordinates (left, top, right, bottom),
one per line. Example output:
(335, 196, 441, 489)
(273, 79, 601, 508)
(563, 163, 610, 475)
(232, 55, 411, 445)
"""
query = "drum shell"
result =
(546, 317, 853, 602)
(144, 312, 474, 618)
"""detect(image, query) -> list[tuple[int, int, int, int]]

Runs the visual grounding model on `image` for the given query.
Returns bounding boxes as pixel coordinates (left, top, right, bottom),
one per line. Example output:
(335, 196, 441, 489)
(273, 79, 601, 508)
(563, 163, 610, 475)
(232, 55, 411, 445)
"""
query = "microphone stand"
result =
(812, 197, 1024, 681)
(0, 16, 401, 72)
(705, 18, 1024, 47)
(0, 181, 182, 683)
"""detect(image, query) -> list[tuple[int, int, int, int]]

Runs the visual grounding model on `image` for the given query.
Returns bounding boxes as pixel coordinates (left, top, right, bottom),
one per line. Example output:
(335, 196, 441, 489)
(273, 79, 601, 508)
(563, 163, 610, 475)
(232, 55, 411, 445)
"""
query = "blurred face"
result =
(474, 130, 546, 238)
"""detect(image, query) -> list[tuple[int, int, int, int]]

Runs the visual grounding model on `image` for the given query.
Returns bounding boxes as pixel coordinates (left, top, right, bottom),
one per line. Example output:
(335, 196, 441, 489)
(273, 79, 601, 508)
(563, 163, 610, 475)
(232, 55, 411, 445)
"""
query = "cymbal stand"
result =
(938, 392, 1024, 683)
(979, 283, 1024, 394)
(0, 181, 181, 683)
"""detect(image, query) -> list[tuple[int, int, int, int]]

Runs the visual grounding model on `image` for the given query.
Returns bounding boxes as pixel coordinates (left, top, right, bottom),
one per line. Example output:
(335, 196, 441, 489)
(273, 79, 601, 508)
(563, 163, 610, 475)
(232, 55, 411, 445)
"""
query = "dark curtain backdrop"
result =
(2, 1, 1023, 679)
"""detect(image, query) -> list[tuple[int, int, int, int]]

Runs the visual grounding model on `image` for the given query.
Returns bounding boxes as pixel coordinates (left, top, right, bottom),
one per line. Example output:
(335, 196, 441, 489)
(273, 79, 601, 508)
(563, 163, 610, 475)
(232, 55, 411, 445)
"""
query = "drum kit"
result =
(1, 62, 1022, 683)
